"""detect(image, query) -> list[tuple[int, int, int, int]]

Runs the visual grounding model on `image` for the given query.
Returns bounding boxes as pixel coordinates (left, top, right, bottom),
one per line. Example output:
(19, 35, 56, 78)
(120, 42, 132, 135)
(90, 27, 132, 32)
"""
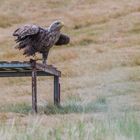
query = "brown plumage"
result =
(13, 21, 70, 64)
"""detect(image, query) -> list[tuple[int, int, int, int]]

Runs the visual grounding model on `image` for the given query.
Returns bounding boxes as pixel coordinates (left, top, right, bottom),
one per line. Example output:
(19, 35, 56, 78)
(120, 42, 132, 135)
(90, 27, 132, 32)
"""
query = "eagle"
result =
(13, 21, 70, 64)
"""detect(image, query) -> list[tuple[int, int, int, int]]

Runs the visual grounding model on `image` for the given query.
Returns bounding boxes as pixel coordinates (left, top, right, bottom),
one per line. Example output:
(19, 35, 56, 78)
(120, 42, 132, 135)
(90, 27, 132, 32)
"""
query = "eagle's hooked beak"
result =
(59, 22, 64, 28)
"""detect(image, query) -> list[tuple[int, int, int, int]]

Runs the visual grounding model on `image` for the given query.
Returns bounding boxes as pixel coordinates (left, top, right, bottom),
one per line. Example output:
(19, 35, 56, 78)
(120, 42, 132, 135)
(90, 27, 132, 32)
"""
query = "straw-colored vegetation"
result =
(0, 0, 140, 139)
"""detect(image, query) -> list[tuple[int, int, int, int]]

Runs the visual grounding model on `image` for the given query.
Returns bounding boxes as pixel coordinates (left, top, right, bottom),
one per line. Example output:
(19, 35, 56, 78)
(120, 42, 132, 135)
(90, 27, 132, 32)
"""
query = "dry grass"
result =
(0, 14, 24, 28)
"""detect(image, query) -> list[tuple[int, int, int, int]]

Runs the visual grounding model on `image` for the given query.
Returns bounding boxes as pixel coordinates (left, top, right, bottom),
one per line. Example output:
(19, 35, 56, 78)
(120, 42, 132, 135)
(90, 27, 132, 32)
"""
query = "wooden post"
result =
(54, 76, 60, 105)
(31, 60, 37, 113)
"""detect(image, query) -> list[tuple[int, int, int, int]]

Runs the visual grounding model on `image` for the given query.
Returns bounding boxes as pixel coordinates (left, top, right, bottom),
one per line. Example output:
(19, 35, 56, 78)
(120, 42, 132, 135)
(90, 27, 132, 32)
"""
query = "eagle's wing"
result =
(13, 25, 40, 56)
(13, 24, 39, 40)
(55, 34, 70, 45)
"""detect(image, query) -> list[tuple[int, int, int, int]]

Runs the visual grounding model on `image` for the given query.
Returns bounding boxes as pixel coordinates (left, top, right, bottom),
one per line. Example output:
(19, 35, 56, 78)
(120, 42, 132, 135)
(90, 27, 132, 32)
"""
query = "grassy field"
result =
(0, 0, 140, 139)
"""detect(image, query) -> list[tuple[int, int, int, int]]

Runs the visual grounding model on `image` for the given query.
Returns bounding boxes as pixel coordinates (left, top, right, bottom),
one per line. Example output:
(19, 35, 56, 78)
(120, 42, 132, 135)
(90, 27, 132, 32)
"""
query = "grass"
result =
(118, 114, 140, 140)
(0, 96, 107, 115)
(0, 113, 139, 140)
(44, 102, 107, 115)
(0, 0, 139, 139)
(0, 14, 24, 28)
(132, 55, 140, 66)
(0, 103, 31, 114)
(128, 23, 140, 34)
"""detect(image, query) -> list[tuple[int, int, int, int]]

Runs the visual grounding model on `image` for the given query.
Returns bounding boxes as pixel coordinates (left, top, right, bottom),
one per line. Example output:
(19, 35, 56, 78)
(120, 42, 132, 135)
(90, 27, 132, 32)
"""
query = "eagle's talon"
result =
(35, 58, 42, 61)
(43, 60, 47, 65)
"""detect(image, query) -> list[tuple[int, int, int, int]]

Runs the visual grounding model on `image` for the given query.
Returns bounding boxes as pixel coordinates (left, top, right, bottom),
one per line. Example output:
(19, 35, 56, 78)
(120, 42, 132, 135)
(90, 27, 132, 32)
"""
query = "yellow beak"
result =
(60, 22, 64, 28)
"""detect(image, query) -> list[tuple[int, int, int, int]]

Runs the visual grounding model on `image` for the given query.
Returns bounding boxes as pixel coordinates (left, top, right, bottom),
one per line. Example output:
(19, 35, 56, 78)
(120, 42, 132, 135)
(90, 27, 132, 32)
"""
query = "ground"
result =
(0, 0, 140, 139)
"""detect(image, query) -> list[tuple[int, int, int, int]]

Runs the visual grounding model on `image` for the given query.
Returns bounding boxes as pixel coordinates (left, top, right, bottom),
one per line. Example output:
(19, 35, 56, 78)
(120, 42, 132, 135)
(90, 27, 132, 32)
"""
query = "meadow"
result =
(0, 0, 140, 139)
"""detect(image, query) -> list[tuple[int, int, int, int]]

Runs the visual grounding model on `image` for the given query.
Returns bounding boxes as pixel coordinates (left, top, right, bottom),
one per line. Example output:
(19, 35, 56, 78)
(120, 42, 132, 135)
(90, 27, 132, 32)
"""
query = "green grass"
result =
(118, 114, 140, 140)
(0, 113, 139, 140)
(0, 103, 31, 114)
(0, 96, 107, 115)
(44, 97, 107, 115)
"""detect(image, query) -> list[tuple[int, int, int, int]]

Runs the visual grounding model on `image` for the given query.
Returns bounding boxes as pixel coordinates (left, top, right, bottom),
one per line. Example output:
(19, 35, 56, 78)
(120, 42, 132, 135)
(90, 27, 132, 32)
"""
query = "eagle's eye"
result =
(56, 22, 60, 25)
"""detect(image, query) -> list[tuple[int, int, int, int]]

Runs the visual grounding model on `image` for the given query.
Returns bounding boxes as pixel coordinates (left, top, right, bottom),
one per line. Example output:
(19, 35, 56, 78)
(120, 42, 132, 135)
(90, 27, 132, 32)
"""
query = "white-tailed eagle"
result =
(13, 21, 70, 64)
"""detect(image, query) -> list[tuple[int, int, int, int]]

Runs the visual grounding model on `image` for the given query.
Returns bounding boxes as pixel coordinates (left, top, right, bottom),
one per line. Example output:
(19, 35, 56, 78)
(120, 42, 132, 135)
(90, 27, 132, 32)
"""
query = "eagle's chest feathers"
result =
(38, 30, 60, 51)
(48, 31, 60, 46)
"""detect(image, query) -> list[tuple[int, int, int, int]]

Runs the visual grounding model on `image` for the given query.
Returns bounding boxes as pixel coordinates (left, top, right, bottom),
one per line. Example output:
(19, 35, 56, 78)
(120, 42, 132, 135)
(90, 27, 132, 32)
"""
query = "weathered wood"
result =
(36, 63, 61, 77)
(54, 76, 60, 105)
(31, 60, 37, 113)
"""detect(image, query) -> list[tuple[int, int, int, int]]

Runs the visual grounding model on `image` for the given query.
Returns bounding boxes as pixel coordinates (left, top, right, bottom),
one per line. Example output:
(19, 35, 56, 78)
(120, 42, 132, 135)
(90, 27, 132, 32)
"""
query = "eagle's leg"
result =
(43, 58, 47, 64)
(34, 54, 38, 60)
(42, 51, 49, 65)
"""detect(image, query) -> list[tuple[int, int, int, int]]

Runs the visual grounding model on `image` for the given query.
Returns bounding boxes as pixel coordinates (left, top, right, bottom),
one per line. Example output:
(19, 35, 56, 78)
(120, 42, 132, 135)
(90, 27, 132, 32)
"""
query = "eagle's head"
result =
(49, 21, 64, 31)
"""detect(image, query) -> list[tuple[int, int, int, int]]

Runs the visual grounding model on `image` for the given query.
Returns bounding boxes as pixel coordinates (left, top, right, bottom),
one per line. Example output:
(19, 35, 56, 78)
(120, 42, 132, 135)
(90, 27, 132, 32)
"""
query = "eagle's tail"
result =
(23, 45, 36, 56)
(14, 37, 36, 56)
(15, 37, 30, 50)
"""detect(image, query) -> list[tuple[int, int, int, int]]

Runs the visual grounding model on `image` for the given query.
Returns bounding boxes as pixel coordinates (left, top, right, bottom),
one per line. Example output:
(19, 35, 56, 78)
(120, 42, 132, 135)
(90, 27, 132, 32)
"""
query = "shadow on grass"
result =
(0, 96, 108, 115)
(44, 101, 108, 115)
